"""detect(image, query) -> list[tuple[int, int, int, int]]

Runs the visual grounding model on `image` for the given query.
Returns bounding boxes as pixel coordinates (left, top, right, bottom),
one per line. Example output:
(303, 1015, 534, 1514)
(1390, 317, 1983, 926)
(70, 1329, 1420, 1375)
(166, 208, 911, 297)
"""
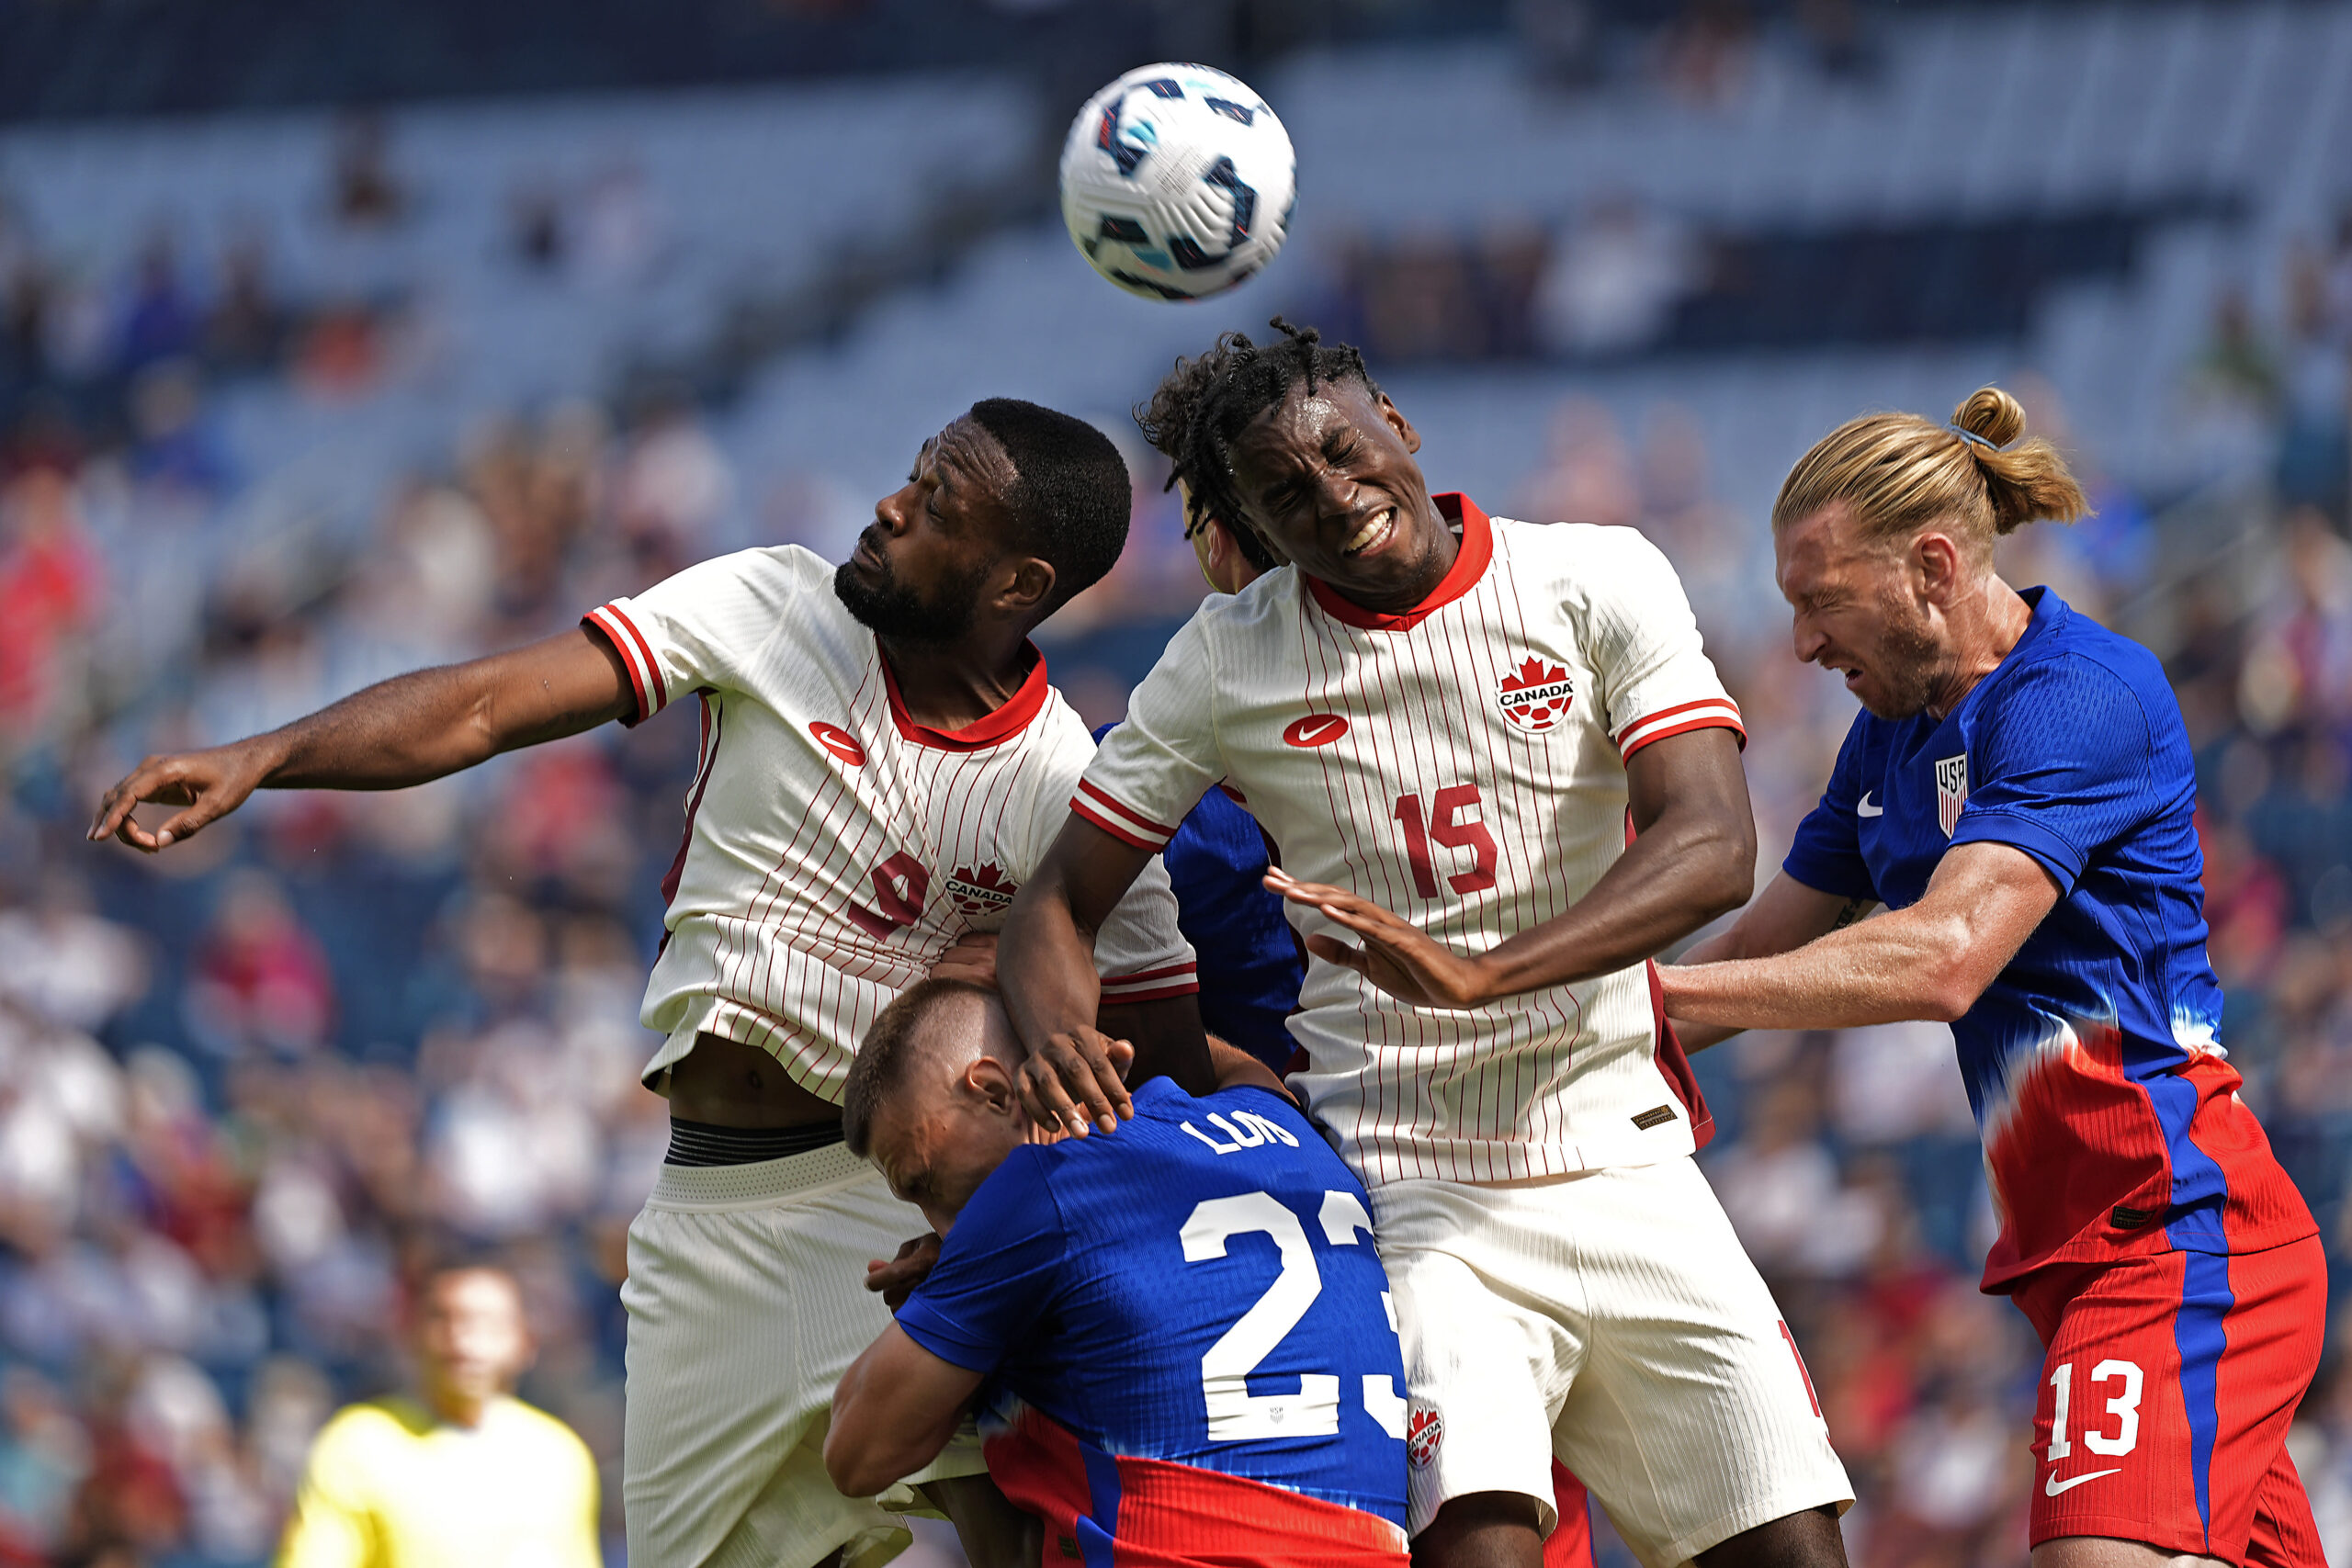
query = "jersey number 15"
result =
(1394, 787, 1497, 898)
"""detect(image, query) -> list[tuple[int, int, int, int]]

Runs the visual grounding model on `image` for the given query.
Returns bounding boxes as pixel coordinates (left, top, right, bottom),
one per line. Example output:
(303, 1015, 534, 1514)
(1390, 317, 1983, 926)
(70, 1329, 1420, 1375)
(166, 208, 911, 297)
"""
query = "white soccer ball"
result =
(1058, 63, 1296, 302)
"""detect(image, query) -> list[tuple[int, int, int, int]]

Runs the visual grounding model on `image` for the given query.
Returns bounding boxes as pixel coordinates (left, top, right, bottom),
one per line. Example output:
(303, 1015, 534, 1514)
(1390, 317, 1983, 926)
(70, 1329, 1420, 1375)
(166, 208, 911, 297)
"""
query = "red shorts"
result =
(2012, 1236, 2325, 1566)
(1544, 1462, 1591, 1568)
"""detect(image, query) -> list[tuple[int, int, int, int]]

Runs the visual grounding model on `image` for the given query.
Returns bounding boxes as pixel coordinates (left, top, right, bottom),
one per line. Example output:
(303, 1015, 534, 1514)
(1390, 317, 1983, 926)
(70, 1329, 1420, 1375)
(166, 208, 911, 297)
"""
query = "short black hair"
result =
(1134, 333, 1279, 574)
(1177, 319, 1382, 552)
(967, 398, 1131, 613)
(841, 977, 991, 1158)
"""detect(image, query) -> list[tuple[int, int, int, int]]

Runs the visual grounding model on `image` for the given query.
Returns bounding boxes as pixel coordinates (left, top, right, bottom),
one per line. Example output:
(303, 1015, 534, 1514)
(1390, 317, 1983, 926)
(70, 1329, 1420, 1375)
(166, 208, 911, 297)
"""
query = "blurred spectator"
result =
(127, 361, 233, 501)
(1532, 196, 1699, 358)
(115, 236, 201, 378)
(575, 163, 666, 288)
(0, 466, 99, 750)
(204, 233, 289, 377)
(611, 394, 733, 567)
(183, 872, 335, 1060)
(277, 1265, 599, 1567)
(509, 179, 567, 274)
(1656, 0, 1758, 107)
(329, 115, 408, 231)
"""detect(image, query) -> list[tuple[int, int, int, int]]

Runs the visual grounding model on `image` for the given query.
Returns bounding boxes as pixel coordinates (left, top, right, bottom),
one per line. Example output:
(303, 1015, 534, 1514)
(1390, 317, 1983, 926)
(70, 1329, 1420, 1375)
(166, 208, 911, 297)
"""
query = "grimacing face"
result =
(1774, 504, 1950, 721)
(832, 415, 1018, 645)
(1224, 379, 1450, 612)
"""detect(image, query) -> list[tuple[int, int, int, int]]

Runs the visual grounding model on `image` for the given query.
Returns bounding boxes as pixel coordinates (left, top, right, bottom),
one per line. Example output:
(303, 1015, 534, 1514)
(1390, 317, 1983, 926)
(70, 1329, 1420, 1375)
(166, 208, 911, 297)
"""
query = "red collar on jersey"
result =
(1304, 492, 1492, 632)
(878, 639, 1051, 750)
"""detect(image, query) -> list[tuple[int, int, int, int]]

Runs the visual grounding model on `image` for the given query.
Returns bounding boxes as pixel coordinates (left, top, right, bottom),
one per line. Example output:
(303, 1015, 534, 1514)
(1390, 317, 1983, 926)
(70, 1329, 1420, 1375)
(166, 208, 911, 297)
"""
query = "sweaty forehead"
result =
(1234, 379, 1378, 462)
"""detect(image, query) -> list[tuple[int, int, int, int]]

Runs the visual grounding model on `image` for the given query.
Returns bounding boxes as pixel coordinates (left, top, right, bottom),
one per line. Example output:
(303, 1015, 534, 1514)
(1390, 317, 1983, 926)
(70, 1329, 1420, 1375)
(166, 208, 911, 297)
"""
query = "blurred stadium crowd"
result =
(0, 4, 2349, 1567)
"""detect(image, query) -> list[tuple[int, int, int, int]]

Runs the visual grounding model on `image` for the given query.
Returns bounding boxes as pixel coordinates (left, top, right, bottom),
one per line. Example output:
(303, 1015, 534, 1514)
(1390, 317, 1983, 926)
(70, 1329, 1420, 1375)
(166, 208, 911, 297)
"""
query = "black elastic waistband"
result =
(664, 1116, 847, 1168)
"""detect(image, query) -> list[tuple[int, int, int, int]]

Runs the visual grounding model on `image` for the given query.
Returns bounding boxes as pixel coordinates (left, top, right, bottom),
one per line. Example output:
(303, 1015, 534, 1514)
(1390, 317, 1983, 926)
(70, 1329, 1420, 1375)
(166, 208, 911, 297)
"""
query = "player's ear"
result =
(965, 1054, 1021, 1114)
(993, 556, 1057, 618)
(1374, 392, 1421, 456)
(1913, 529, 1964, 605)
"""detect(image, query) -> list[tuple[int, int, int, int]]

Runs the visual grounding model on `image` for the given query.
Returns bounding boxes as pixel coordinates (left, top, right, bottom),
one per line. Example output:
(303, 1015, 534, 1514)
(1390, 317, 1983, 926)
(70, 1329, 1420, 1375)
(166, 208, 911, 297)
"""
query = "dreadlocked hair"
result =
(1177, 318, 1382, 556)
(1134, 333, 1281, 573)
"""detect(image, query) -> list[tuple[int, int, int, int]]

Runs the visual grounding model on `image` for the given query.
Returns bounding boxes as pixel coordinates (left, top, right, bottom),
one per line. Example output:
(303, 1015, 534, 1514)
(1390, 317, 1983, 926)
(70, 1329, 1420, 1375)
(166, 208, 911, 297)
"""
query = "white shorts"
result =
(1371, 1156, 1851, 1567)
(622, 1142, 987, 1568)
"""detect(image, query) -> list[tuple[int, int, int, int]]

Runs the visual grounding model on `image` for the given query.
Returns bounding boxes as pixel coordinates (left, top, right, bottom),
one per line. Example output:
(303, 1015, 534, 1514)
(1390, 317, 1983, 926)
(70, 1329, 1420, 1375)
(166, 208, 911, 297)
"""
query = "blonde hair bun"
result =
(1951, 385, 2027, 450)
(1772, 383, 2090, 547)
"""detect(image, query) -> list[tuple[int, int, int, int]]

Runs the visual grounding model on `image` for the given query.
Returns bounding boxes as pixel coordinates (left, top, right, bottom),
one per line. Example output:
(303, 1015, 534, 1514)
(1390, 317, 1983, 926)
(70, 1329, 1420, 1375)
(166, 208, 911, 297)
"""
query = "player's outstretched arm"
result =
(997, 817, 1156, 1135)
(1667, 873, 1878, 1050)
(1268, 726, 1757, 1009)
(1660, 840, 2058, 1031)
(90, 628, 635, 853)
(826, 1324, 986, 1499)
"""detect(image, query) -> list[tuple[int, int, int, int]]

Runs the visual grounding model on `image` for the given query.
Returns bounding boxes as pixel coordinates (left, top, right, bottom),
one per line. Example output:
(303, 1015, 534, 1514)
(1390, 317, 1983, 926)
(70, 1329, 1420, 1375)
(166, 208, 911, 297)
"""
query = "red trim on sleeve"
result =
(606, 605, 669, 713)
(1304, 493, 1494, 632)
(1076, 779, 1179, 840)
(879, 640, 1050, 750)
(582, 607, 652, 722)
(1072, 797, 1165, 852)
(1614, 696, 1745, 760)
(1620, 714, 1747, 761)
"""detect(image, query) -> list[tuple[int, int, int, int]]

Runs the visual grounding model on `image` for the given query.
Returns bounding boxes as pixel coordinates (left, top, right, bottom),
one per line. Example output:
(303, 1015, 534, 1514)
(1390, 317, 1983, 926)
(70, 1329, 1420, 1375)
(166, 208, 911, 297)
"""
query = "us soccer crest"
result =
(1496, 656, 1574, 734)
(946, 863, 1019, 921)
(1936, 754, 1969, 838)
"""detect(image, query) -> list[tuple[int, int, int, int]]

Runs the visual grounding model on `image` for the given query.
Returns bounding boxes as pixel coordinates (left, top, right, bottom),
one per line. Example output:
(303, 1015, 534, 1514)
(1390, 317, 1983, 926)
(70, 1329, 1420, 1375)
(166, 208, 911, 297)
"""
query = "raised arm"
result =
(1268, 725, 1755, 1009)
(997, 817, 1157, 1134)
(1660, 840, 2057, 1031)
(91, 627, 634, 852)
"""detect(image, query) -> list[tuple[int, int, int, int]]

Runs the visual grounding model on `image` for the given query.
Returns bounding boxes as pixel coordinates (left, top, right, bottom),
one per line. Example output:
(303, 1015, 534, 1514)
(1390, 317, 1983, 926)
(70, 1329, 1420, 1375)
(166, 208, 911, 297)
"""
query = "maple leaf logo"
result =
(1495, 655, 1574, 733)
(946, 862, 1020, 919)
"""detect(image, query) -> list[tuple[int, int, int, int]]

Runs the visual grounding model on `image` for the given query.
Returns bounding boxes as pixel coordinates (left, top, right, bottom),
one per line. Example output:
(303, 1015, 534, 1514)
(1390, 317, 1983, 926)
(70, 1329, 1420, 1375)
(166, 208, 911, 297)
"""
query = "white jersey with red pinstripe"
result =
(1076, 495, 1739, 1186)
(583, 544, 1197, 1100)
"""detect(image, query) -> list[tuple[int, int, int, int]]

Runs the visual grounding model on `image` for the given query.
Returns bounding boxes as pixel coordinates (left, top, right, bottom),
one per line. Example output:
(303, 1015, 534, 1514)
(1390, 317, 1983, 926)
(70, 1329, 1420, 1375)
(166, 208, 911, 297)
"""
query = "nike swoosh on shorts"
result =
(2044, 1468, 2120, 1496)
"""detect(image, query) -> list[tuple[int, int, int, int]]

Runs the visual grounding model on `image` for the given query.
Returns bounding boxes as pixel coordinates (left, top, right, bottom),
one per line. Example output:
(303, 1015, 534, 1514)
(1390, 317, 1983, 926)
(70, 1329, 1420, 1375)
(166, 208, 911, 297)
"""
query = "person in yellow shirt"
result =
(278, 1265, 602, 1568)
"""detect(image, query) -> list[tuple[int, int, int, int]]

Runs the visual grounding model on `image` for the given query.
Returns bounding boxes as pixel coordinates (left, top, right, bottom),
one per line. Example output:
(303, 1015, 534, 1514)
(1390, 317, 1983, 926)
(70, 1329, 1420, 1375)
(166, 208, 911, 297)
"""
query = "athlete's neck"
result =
(1927, 577, 2033, 720)
(880, 628, 1038, 731)
(422, 1383, 496, 1431)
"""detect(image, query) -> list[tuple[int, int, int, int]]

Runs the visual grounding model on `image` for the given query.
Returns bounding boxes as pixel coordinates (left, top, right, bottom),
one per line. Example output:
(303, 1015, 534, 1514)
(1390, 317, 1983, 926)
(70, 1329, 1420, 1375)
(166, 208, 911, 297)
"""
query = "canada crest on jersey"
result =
(1936, 754, 1970, 838)
(1405, 1404, 1443, 1469)
(946, 863, 1020, 921)
(1496, 655, 1574, 734)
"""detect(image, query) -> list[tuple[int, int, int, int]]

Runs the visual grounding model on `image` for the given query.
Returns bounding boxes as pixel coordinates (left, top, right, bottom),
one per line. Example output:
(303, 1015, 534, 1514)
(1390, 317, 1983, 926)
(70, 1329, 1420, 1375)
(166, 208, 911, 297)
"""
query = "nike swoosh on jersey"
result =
(1856, 792, 1883, 817)
(1283, 714, 1351, 748)
(2043, 1468, 2120, 1496)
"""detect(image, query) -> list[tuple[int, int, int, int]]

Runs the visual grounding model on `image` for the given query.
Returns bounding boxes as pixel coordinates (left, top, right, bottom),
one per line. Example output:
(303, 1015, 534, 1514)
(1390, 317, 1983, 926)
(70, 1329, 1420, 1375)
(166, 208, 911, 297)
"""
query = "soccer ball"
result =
(1058, 63, 1296, 302)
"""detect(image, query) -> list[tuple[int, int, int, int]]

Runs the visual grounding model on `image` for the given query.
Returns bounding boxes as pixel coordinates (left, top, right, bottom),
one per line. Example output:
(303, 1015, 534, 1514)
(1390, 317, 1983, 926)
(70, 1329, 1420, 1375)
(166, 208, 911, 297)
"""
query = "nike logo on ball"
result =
(1857, 792, 1883, 817)
(2044, 1468, 2120, 1496)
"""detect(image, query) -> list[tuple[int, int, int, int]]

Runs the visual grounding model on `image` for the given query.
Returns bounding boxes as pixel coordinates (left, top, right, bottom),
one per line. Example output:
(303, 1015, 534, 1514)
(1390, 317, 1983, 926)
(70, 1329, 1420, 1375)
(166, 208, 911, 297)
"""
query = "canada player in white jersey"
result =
(91, 400, 1209, 1568)
(1000, 324, 1850, 1568)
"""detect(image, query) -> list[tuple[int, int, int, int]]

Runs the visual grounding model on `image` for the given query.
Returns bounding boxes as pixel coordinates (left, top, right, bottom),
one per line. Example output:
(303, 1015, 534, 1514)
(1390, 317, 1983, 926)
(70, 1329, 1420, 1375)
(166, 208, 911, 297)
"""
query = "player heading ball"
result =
(1664, 388, 2324, 1568)
(999, 321, 1853, 1568)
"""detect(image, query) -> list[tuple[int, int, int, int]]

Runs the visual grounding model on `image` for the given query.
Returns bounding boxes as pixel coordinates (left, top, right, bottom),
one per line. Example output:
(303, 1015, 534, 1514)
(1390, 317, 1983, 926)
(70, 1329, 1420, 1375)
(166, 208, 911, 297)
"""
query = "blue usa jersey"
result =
(1782, 588, 2313, 1290)
(897, 1080, 1409, 1566)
